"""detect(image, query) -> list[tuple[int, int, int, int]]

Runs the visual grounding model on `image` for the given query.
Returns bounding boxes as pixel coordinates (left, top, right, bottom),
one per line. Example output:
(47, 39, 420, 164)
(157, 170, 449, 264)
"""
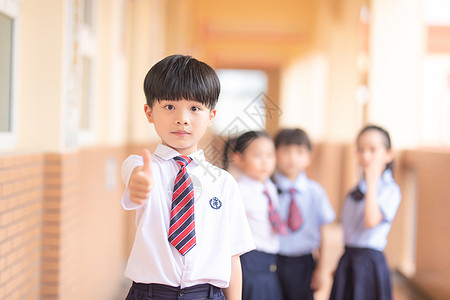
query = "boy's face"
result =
(276, 144, 311, 181)
(144, 99, 216, 155)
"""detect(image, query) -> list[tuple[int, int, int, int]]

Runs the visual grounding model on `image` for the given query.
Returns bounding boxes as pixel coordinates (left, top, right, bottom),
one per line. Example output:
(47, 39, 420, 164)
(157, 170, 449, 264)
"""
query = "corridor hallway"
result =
(1, 0, 450, 299)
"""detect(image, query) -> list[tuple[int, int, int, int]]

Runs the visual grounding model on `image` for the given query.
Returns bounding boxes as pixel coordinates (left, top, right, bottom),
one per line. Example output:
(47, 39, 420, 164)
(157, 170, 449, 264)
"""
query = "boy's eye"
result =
(165, 105, 175, 110)
(191, 106, 200, 112)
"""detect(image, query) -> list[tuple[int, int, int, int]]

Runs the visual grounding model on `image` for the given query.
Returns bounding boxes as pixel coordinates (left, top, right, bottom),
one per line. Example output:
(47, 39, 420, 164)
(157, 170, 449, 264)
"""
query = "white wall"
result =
(279, 0, 362, 144)
(96, 0, 128, 146)
(369, 0, 425, 149)
(421, 55, 450, 145)
(17, 0, 67, 151)
(11, 0, 168, 152)
(280, 54, 329, 141)
(126, 0, 168, 145)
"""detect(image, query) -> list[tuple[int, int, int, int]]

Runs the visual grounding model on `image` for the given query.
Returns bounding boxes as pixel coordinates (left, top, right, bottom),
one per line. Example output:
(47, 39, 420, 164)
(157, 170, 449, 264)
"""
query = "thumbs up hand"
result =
(128, 149, 154, 205)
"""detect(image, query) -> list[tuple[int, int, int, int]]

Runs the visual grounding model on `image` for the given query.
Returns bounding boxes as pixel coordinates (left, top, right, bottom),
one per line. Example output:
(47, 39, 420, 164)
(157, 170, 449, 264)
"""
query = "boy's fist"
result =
(128, 149, 154, 205)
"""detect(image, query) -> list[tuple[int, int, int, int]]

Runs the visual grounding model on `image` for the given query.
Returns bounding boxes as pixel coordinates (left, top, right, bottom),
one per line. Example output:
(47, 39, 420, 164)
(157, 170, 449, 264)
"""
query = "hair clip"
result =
(350, 186, 365, 201)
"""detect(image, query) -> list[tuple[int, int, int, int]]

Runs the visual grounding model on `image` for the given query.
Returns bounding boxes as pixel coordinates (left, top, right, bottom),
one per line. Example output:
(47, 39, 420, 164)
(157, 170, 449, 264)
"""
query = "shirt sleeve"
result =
(228, 178, 255, 256)
(121, 155, 144, 210)
(378, 184, 401, 222)
(316, 184, 336, 224)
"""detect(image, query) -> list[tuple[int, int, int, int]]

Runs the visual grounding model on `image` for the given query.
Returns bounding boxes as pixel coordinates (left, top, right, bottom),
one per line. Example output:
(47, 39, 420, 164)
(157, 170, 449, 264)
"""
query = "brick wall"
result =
(0, 147, 130, 300)
(401, 150, 450, 299)
(0, 154, 44, 299)
(41, 148, 130, 299)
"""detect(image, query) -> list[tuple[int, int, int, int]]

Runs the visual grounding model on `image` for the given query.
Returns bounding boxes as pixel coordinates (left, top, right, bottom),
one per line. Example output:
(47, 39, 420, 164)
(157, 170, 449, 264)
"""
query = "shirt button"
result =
(179, 289, 185, 296)
(270, 263, 277, 272)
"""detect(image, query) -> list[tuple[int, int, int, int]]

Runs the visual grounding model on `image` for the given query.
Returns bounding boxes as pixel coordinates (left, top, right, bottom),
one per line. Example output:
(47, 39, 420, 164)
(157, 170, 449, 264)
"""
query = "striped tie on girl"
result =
(264, 189, 288, 235)
(288, 187, 303, 231)
(168, 155, 196, 255)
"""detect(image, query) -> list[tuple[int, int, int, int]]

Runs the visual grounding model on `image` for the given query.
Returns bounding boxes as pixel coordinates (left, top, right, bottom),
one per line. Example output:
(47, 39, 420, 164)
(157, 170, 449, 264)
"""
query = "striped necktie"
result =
(264, 189, 287, 235)
(168, 155, 196, 255)
(288, 187, 303, 231)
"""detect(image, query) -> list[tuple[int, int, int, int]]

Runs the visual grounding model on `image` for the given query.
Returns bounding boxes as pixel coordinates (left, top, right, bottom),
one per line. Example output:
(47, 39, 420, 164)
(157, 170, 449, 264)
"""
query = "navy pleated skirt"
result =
(329, 247, 392, 300)
(240, 250, 283, 300)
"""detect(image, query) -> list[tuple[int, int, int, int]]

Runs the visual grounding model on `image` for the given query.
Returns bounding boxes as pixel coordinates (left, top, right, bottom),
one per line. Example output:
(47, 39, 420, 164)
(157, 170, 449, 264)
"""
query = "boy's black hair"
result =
(143, 55, 220, 109)
(274, 128, 312, 151)
(222, 131, 270, 170)
(357, 124, 393, 170)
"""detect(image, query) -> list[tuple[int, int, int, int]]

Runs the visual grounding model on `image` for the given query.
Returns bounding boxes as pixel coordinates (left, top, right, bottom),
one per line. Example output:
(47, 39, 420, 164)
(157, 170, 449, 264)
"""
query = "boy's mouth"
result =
(172, 130, 190, 137)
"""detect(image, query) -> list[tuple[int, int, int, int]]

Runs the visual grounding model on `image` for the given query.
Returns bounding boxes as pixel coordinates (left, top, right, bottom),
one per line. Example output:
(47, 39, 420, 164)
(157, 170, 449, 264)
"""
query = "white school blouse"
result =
(237, 175, 280, 254)
(342, 169, 401, 251)
(121, 144, 255, 288)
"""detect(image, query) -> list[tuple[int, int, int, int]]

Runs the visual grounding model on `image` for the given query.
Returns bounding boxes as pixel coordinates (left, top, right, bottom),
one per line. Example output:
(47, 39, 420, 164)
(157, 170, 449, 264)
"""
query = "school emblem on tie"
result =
(209, 197, 222, 209)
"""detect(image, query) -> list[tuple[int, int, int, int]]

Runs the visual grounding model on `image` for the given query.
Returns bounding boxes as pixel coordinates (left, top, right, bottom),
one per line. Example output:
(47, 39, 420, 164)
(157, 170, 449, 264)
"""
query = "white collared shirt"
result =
(237, 175, 280, 254)
(121, 144, 255, 288)
(274, 172, 335, 256)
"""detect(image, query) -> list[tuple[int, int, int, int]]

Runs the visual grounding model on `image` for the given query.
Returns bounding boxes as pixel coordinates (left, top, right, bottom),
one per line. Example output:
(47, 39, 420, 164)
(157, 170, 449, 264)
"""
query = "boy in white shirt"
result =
(121, 55, 254, 300)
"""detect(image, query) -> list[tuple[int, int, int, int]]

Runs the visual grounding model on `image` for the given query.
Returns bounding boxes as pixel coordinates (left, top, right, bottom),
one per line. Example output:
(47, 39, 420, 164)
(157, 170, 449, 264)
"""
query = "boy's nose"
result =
(176, 111, 189, 125)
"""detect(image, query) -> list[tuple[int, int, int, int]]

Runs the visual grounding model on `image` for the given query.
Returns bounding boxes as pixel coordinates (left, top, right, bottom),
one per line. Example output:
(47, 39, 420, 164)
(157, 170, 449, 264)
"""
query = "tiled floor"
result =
(115, 223, 428, 300)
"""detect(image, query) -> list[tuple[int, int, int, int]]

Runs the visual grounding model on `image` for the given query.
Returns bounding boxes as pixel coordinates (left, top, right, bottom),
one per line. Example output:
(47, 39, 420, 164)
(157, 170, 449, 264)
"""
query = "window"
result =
(80, 56, 93, 131)
(423, 0, 450, 146)
(0, 13, 13, 133)
(212, 69, 269, 136)
(0, 2, 19, 149)
(77, 0, 97, 144)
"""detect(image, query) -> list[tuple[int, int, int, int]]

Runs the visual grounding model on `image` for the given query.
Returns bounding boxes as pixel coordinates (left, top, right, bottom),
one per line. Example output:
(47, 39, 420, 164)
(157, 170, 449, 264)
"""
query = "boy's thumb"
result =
(142, 149, 152, 176)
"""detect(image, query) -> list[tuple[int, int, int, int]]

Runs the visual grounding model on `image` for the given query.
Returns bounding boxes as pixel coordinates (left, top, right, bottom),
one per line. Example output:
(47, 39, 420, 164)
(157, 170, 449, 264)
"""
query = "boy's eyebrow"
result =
(158, 99, 202, 102)
(158, 99, 209, 106)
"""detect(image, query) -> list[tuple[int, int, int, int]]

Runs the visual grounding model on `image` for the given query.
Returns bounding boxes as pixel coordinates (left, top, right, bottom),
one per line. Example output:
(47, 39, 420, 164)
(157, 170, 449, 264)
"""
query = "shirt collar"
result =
(154, 144, 205, 167)
(239, 174, 273, 193)
(358, 169, 394, 193)
(274, 171, 307, 194)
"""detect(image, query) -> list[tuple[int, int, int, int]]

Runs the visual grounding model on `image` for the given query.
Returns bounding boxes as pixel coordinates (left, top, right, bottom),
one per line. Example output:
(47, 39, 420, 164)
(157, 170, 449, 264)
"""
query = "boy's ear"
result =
(144, 104, 154, 123)
(207, 109, 217, 127)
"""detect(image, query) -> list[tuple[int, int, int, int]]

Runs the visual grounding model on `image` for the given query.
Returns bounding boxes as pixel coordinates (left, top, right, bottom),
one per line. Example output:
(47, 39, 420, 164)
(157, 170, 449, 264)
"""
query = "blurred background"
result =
(1, 0, 450, 299)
